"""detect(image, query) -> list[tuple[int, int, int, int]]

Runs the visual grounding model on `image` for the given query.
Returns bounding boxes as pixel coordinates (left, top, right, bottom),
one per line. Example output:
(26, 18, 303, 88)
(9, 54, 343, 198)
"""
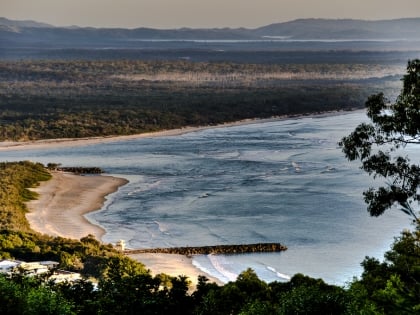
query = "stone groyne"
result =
(57, 167, 104, 174)
(124, 243, 287, 256)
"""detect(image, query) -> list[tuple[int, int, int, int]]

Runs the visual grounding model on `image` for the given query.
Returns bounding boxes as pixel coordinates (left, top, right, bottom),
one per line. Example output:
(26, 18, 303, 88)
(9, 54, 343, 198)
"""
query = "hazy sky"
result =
(2, 0, 420, 29)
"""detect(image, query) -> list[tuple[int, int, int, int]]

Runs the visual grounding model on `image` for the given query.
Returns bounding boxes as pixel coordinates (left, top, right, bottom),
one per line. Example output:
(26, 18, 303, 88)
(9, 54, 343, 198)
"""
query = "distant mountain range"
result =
(1, 17, 420, 42)
(255, 18, 420, 40)
(0, 17, 53, 29)
(1, 17, 420, 60)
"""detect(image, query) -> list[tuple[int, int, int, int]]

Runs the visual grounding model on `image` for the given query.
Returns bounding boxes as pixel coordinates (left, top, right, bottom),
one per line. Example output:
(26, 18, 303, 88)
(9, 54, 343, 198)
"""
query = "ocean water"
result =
(0, 111, 412, 285)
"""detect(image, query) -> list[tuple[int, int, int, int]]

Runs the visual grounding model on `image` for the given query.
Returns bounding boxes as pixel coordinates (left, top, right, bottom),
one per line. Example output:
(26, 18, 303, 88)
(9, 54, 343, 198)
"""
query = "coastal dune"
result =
(26, 171, 128, 240)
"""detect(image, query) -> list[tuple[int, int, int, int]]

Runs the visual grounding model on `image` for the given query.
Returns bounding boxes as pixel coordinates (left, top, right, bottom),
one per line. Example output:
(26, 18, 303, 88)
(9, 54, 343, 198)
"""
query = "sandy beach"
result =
(25, 171, 223, 286)
(16, 110, 360, 287)
(0, 120, 262, 152)
(128, 253, 223, 287)
(26, 171, 128, 240)
(0, 110, 357, 152)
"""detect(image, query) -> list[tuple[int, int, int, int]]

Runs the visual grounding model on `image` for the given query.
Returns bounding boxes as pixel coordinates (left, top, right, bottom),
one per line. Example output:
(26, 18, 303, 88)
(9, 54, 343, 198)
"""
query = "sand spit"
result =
(26, 171, 128, 240)
(0, 110, 360, 152)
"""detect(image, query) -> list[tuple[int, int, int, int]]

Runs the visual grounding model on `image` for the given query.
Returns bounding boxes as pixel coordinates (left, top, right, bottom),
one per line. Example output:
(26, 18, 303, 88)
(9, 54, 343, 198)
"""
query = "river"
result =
(1, 111, 412, 285)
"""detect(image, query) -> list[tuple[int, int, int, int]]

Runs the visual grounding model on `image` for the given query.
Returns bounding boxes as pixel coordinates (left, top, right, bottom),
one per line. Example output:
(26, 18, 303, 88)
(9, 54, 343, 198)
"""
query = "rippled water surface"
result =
(1, 111, 412, 284)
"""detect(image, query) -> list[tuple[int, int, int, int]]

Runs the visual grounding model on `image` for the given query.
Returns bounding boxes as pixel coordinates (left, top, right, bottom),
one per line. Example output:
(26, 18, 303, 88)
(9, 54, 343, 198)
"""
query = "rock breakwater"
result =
(57, 167, 104, 174)
(124, 243, 287, 256)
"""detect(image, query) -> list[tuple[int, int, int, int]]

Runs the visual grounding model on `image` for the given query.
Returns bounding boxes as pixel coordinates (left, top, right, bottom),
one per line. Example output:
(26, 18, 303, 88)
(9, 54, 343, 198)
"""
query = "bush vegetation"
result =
(0, 60, 417, 313)
(0, 161, 418, 314)
(0, 60, 401, 141)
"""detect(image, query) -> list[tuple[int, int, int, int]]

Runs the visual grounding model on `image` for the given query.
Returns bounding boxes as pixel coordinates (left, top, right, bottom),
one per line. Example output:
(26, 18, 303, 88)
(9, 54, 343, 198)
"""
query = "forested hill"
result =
(253, 18, 420, 39)
(1, 17, 420, 46)
(0, 60, 402, 141)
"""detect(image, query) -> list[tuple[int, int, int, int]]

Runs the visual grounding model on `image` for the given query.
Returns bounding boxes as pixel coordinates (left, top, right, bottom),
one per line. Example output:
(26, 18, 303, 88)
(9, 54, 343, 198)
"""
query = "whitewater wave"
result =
(266, 266, 291, 280)
(191, 259, 226, 283)
(192, 254, 239, 283)
(127, 180, 162, 195)
(152, 220, 171, 235)
(292, 161, 301, 172)
(208, 254, 238, 282)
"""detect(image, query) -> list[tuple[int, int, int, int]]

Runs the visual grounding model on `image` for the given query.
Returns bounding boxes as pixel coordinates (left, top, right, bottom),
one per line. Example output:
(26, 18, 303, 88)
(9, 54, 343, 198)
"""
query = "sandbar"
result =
(26, 171, 128, 240)
(128, 253, 223, 287)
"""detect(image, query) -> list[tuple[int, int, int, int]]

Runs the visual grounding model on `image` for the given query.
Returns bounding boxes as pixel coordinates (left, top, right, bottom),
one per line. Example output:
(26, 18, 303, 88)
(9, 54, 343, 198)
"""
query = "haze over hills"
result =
(0, 17, 53, 30)
(1, 17, 420, 41)
(255, 18, 420, 39)
(1, 17, 420, 60)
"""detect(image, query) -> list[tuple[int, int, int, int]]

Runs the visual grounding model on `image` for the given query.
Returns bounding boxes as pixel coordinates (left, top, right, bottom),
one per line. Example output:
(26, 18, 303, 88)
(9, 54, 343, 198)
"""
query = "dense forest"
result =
(0, 161, 419, 314)
(0, 60, 402, 141)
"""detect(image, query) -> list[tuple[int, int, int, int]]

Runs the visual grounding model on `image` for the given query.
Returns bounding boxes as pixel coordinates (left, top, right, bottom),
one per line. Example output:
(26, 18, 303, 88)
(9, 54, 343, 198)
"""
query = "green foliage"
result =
(275, 274, 350, 315)
(1, 77, 419, 313)
(340, 59, 420, 219)
(0, 60, 398, 141)
(96, 259, 192, 315)
(348, 226, 420, 314)
(0, 161, 51, 232)
(97, 270, 163, 314)
(102, 256, 148, 280)
(194, 270, 355, 315)
(0, 162, 145, 279)
(54, 279, 98, 315)
(0, 227, 419, 315)
(0, 274, 74, 315)
(340, 60, 420, 313)
(238, 300, 278, 315)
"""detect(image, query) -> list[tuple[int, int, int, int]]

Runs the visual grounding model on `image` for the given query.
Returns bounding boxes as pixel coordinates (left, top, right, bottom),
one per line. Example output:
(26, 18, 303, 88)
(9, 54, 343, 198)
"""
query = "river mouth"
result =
(1, 111, 412, 284)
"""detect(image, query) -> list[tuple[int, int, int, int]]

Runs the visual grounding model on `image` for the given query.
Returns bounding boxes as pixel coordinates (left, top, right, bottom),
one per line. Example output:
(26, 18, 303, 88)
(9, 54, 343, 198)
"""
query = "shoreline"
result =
(26, 171, 128, 240)
(18, 109, 363, 287)
(128, 253, 224, 287)
(0, 109, 363, 152)
(25, 171, 224, 286)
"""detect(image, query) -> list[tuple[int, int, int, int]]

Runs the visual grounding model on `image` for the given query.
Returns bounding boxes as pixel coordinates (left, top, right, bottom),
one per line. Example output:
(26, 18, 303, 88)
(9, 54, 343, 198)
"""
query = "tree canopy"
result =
(0, 60, 397, 141)
(340, 59, 420, 220)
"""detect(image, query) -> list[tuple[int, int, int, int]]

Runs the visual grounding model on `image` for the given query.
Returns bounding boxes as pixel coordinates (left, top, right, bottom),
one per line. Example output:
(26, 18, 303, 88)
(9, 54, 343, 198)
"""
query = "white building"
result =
(115, 239, 126, 251)
(49, 270, 82, 283)
(0, 260, 23, 275)
(0, 259, 81, 282)
(19, 262, 49, 275)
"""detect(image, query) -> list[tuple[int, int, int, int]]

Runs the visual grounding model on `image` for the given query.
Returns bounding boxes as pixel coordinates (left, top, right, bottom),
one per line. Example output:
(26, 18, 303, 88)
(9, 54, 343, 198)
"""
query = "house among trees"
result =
(0, 259, 81, 283)
(0, 259, 23, 275)
(18, 261, 50, 275)
(49, 269, 82, 283)
(0, 259, 58, 275)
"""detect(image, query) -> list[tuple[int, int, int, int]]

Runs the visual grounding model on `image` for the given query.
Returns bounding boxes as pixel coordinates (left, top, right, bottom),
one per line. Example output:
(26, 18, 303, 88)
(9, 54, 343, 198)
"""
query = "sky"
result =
(1, 0, 420, 29)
